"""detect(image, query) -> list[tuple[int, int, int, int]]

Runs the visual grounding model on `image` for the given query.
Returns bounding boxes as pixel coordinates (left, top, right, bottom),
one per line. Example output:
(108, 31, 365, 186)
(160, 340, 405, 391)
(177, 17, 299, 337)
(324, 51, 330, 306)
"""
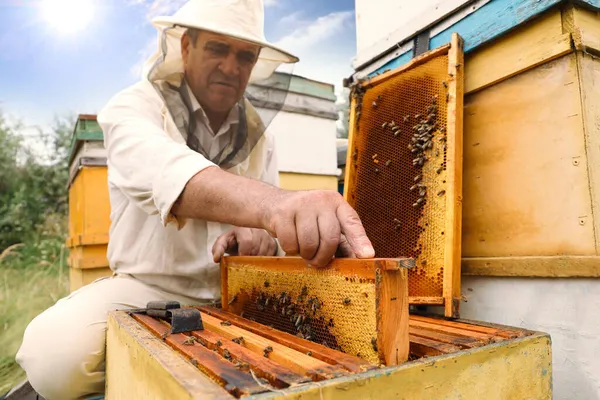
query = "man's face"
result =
(181, 30, 260, 114)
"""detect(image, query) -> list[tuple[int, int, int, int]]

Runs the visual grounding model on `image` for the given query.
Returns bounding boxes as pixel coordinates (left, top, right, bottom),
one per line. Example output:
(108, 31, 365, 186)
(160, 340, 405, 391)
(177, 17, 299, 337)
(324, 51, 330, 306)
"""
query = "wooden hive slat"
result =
(132, 314, 268, 397)
(199, 311, 349, 380)
(198, 306, 376, 373)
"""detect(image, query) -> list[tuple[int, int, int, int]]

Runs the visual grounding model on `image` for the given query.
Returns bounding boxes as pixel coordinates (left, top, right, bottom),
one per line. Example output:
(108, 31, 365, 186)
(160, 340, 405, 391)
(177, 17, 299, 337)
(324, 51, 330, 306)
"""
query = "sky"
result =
(0, 0, 358, 132)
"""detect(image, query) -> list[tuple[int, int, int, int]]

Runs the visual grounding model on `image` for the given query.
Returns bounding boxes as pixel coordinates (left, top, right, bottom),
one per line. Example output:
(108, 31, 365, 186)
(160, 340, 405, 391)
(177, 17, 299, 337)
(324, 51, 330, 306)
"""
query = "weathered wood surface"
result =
(198, 306, 376, 373)
(132, 314, 268, 397)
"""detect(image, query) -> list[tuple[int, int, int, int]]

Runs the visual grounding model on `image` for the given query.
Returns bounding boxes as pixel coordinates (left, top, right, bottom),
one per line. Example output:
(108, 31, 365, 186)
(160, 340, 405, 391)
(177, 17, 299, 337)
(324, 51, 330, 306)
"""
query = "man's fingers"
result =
(236, 228, 254, 256)
(335, 234, 356, 258)
(258, 233, 276, 256)
(336, 203, 374, 258)
(296, 212, 320, 262)
(274, 213, 299, 255)
(212, 231, 234, 262)
(307, 213, 340, 267)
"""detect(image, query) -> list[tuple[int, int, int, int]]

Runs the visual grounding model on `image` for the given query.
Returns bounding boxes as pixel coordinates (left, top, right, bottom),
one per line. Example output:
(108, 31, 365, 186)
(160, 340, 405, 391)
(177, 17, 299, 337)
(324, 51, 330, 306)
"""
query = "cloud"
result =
(129, 0, 188, 19)
(273, 11, 356, 92)
(130, 37, 156, 78)
(264, 0, 279, 7)
(274, 11, 354, 52)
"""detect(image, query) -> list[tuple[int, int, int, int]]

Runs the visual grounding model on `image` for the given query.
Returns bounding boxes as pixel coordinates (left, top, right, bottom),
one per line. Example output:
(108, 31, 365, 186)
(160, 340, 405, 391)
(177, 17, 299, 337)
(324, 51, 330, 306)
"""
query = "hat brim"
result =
(151, 16, 299, 64)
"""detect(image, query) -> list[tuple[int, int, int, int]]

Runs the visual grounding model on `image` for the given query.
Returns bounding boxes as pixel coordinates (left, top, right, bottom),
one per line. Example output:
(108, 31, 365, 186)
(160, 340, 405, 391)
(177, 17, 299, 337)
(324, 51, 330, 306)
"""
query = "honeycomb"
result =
(226, 262, 380, 365)
(346, 55, 454, 299)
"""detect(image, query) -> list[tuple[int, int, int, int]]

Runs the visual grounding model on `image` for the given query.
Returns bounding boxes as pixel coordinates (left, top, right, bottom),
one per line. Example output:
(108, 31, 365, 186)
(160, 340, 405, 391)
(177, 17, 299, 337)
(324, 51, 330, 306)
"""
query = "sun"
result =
(39, 0, 95, 35)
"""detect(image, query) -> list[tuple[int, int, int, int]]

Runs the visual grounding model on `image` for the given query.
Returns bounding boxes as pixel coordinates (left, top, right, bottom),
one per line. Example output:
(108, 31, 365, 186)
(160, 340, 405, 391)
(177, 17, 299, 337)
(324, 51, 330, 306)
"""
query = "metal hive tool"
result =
(344, 34, 465, 317)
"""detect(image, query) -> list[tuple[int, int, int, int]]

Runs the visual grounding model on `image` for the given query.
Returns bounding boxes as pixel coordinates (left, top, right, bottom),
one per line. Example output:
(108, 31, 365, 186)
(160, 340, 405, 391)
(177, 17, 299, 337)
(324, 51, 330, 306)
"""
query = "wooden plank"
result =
(375, 267, 409, 365)
(197, 306, 375, 373)
(220, 262, 229, 312)
(465, 9, 572, 94)
(106, 311, 235, 400)
(362, 44, 451, 88)
(221, 256, 413, 281)
(410, 314, 523, 339)
(408, 296, 444, 305)
(191, 329, 311, 388)
(133, 314, 268, 397)
(571, 5, 600, 54)
(409, 334, 462, 357)
(444, 32, 464, 319)
(462, 54, 596, 259)
(409, 319, 504, 343)
(199, 311, 348, 380)
(462, 255, 600, 277)
(576, 51, 600, 253)
(409, 326, 484, 349)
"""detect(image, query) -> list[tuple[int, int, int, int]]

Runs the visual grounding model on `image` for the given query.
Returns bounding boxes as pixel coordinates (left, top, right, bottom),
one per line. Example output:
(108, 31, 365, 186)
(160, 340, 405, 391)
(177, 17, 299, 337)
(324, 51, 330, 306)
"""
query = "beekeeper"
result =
(15, 0, 374, 398)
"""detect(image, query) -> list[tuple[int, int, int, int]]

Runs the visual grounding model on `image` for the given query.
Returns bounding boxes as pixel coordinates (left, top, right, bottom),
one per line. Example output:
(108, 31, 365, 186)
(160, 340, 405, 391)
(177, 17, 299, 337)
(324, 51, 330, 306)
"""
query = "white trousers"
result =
(15, 274, 205, 400)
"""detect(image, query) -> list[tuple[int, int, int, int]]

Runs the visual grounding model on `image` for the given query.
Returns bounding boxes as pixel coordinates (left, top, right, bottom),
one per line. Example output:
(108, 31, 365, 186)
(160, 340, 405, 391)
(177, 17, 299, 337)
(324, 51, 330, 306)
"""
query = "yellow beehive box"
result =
(66, 114, 112, 292)
(456, 5, 600, 278)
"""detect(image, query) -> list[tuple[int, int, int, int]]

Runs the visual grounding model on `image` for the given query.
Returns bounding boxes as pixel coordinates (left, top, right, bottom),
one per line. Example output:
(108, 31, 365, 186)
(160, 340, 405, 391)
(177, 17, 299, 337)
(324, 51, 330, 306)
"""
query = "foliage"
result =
(0, 110, 73, 392)
(0, 113, 75, 251)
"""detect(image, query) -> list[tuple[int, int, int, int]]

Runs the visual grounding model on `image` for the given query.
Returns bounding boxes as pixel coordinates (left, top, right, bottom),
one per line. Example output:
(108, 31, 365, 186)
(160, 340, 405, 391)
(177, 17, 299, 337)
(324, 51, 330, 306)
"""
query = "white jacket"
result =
(97, 77, 280, 301)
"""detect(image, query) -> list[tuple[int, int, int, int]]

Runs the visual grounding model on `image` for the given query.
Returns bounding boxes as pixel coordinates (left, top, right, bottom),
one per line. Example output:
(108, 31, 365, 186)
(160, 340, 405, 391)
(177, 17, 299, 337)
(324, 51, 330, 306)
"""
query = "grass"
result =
(0, 233, 69, 395)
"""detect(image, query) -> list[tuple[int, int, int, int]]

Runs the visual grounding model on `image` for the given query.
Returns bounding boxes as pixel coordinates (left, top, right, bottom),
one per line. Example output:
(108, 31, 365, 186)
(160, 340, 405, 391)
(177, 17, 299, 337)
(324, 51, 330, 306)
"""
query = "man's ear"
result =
(181, 32, 190, 68)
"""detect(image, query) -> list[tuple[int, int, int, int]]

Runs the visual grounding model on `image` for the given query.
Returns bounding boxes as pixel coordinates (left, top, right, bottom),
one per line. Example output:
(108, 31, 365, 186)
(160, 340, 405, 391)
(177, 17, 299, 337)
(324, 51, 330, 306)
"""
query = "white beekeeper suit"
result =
(15, 1, 298, 399)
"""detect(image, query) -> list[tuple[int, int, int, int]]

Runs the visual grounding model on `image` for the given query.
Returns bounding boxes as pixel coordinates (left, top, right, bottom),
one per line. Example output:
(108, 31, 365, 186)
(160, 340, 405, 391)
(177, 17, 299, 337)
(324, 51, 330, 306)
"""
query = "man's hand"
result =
(212, 227, 278, 262)
(261, 190, 374, 267)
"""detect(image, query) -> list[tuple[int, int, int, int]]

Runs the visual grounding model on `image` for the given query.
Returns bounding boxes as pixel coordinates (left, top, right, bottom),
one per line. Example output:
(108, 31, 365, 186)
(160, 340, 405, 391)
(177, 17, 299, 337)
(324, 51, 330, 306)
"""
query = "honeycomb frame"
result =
(343, 34, 464, 318)
(221, 256, 412, 366)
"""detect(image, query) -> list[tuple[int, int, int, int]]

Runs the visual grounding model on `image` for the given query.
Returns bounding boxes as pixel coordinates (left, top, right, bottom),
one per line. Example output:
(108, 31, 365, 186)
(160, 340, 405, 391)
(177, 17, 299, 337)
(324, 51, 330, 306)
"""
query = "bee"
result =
(414, 174, 422, 182)
(220, 321, 232, 326)
(216, 340, 223, 347)
(265, 297, 270, 306)
(421, 260, 427, 266)
(295, 315, 302, 327)
(415, 114, 422, 120)
(448, 72, 454, 78)
(377, 95, 383, 101)
(264, 346, 273, 358)
(435, 149, 440, 157)
(301, 286, 308, 297)
(371, 337, 378, 352)
(442, 81, 448, 88)
(183, 336, 195, 346)
(257, 304, 264, 311)
(228, 295, 237, 305)
(385, 160, 392, 167)
(343, 298, 351, 305)
(264, 281, 270, 288)
(382, 122, 388, 129)
(436, 166, 443, 174)
(307, 351, 313, 356)
(232, 337, 245, 345)
(455, 63, 461, 68)
(372, 101, 378, 108)
(223, 349, 232, 360)
(410, 184, 418, 192)
(392, 125, 400, 132)
(437, 190, 446, 197)
(372, 154, 378, 159)
(375, 168, 380, 174)
(440, 127, 446, 133)
(446, 92, 450, 102)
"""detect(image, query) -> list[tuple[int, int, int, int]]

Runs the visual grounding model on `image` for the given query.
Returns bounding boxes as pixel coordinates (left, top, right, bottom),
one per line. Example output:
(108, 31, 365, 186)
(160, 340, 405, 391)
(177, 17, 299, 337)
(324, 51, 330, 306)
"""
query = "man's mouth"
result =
(214, 81, 237, 89)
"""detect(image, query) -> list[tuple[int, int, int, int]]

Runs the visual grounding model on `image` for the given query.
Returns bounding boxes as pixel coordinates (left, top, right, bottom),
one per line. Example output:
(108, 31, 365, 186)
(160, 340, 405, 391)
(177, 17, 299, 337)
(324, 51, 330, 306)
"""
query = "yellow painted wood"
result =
(69, 266, 112, 292)
(465, 9, 573, 94)
(462, 255, 600, 277)
(569, 5, 600, 54)
(278, 172, 338, 191)
(462, 53, 595, 258)
(68, 245, 108, 269)
(106, 311, 552, 399)
(106, 312, 235, 400)
(576, 53, 600, 253)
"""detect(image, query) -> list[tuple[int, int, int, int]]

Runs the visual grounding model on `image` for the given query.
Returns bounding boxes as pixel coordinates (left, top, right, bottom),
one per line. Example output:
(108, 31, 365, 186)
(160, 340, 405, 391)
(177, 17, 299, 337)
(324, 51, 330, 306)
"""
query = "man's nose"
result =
(218, 52, 240, 79)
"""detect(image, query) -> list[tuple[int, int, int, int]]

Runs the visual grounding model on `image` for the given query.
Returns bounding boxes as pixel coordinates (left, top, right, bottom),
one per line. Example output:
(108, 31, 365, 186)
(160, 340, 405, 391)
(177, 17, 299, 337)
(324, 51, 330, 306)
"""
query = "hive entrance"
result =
(344, 34, 464, 317)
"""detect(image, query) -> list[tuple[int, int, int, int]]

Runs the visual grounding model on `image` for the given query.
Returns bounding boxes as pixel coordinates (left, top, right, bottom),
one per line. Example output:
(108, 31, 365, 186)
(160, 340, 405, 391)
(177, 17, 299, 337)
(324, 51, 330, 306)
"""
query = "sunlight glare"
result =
(40, 0, 95, 35)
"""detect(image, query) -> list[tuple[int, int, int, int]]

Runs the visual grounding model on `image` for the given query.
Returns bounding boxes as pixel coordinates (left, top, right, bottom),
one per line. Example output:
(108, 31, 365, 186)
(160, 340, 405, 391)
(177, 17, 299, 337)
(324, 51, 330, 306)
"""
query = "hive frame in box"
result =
(343, 33, 464, 318)
(220, 256, 412, 366)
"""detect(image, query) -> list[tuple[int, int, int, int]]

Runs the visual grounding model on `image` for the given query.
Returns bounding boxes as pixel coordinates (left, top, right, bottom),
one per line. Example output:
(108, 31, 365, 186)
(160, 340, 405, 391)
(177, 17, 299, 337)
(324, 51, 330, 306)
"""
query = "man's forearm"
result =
(171, 166, 283, 229)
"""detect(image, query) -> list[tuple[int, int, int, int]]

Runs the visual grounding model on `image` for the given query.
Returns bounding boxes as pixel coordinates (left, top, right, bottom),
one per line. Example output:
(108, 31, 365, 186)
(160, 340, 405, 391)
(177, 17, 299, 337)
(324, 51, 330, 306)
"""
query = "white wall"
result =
(354, 0, 475, 67)
(460, 277, 600, 400)
(267, 111, 338, 176)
